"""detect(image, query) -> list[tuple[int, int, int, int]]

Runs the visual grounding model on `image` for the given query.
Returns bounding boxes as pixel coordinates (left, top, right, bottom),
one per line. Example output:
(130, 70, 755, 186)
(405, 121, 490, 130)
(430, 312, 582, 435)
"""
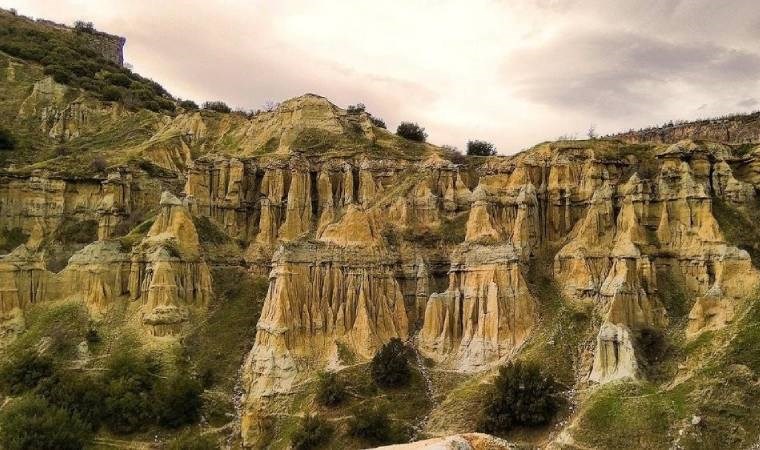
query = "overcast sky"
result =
(3, 0, 760, 153)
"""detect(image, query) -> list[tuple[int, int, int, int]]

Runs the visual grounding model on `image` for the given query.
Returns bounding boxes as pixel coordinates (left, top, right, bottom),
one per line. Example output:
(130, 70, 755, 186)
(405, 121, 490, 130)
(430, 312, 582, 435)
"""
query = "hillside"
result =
(0, 9, 759, 450)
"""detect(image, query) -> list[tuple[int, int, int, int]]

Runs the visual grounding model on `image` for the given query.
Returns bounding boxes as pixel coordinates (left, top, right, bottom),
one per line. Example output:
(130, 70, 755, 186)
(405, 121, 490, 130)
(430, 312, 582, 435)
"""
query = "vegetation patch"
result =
(55, 218, 98, 244)
(712, 198, 760, 267)
(478, 361, 561, 435)
(183, 269, 267, 424)
(370, 338, 411, 388)
(0, 226, 28, 253)
(575, 382, 690, 450)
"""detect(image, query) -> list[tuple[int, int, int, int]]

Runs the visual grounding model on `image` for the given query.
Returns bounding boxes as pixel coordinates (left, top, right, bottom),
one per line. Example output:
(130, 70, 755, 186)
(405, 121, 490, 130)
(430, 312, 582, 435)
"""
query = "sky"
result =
(3, 0, 760, 154)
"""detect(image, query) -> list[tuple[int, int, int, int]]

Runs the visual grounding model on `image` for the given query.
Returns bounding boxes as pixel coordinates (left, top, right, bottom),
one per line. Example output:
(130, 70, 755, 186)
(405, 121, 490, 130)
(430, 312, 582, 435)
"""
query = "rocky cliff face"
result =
(2, 32, 760, 446)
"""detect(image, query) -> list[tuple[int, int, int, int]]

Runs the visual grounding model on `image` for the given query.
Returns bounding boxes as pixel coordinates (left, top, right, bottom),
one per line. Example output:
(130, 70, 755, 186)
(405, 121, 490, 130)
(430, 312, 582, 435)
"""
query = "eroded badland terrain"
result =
(0, 8, 758, 450)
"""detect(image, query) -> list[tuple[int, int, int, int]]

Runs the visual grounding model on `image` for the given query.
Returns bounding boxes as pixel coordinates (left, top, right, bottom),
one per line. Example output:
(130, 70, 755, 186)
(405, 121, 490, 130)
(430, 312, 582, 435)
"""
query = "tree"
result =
(347, 103, 366, 114)
(0, 395, 93, 450)
(348, 404, 397, 445)
(100, 350, 161, 434)
(203, 101, 232, 113)
(587, 124, 597, 139)
(73, 21, 95, 33)
(315, 371, 347, 407)
(370, 338, 410, 388)
(478, 361, 560, 434)
(370, 116, 386, 129)
(396, 122, 427, 142)
(153, 374, 203, 428)
(0, 129, 16, 151)
(291, 414, 333, 450)
(36, 371, 106, 430)
(90, 157, 108, 172)
(0, 352, 53, 395)
(467, 140, 497, 156)
(101, 86, 123, 102)
(179, 99, 199, 110)
(263, 100, 279, 112)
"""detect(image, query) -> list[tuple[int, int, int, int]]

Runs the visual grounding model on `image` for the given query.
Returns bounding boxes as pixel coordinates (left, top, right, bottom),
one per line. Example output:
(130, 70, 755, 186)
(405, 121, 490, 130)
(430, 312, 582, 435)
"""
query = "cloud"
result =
(506, 29, 760, 117)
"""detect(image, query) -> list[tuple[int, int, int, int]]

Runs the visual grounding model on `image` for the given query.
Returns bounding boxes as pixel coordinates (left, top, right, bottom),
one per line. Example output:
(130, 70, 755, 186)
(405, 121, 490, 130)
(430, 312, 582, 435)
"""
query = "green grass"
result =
(520, 259, 593, 385)
(182, 269, 267, 425)
(712, 198, 760, 267)
(7, 302, 90, 362)
(575, 382, 691, 449)
(117, 217, 154, 252)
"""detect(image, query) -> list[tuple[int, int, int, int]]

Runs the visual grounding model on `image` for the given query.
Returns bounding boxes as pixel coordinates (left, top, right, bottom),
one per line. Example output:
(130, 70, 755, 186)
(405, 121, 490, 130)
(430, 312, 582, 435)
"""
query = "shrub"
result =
(348, 404, 395, 445)
(43, 65, 72, 84)
(347, 103, 366, 114)
(636, 327, 666, 367)
(478, 361, 560, 434)
(0, 352, 54, 395)
(56, 218, 98, 244)
(0, 395, 93, 450)
(101, 350, 161, 434)
(180, 99, 199, 110)
(441, 145, 466, 164)
(166, 430, 219, 450)
(370, 338, 410, 388)
(370, 116, 386, 129)
(153, 374, 203, 428)
(291, 414, 333, 450)
(73, 21, 95, 33)
(467, 140, 497, 156)
(36, 370, 106, 430)
(105, 72, 132, 88)
(203, 101, 232, 113)
(0, 128, 16, 150)
(0, 227, 28, 253)
(315, 371, 347, 407)
(396, 122, 427, 142)
(90, 157, 108, 172)
(101, 86, 123, 101)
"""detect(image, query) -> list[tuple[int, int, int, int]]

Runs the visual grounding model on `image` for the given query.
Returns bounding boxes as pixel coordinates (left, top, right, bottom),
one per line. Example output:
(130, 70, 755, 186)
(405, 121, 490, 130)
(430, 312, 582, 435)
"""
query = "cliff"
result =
(0, 13, 760, 450)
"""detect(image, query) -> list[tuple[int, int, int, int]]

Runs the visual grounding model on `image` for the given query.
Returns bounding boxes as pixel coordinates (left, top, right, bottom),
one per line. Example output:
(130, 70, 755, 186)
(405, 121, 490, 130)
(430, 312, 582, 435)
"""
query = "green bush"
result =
(0, 352, 53, 395)
(105, 72, 132, 87)
(291, 414, 333, 450)
(348, 404, 397, 445)
(153, 374, 203, 428)
(315, 371, 347, 407)
(56, 218, 98, 244)
(180, 99, 199, 110)
(0, 128, 16, 150)
(36, 370, 106, 430)
(43, 64, 73, 84)
(370, 338, 411, 388)
(101, 85, 123, 101)
(346, 103, 366, 114)
(396, 122, 427, 142)
(203, 101, 232, 113)
(0, 395, 93, 450)
(370, 116, 386, 129)
(478, 361, 560, 434)
(0, 227, 29, 253)
(467, 140, 497, 156)
(101, 350, 161, 434)
(90, 157, 108, 172)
